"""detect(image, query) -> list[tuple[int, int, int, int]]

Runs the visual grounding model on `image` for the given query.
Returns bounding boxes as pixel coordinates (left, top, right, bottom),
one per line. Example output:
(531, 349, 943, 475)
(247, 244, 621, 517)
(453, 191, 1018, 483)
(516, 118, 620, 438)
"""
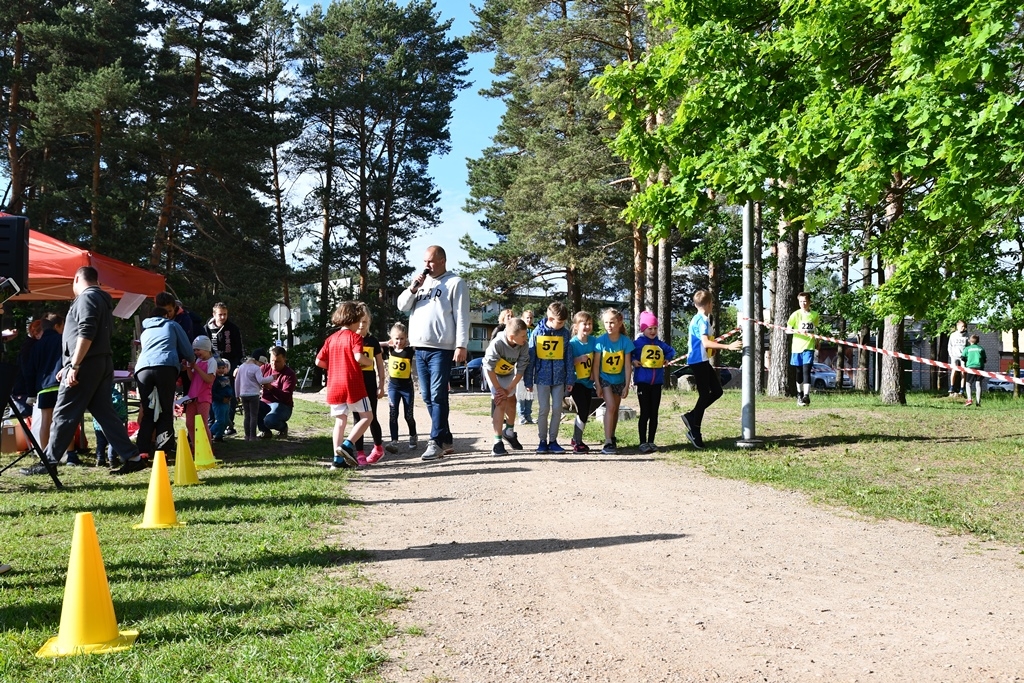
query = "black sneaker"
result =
(681, 413, 700, 449)
(491, 441, 508, 456)
(20, 461, 58, 476)
(803, 394, 810, 406)
(501, 427, 522, 450)
(258, 430, 273, 439)
(224, 426, 237, 436)
(110, 458, 148, 475)
(335, 443, 358, 468)
(278, 424, 288, 438)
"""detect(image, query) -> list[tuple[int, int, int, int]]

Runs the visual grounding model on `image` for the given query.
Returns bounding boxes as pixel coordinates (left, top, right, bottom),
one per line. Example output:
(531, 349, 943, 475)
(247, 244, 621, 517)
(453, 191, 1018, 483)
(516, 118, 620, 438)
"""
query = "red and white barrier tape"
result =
(743, 317, 1024, 386)
(664, 327, 741, 367)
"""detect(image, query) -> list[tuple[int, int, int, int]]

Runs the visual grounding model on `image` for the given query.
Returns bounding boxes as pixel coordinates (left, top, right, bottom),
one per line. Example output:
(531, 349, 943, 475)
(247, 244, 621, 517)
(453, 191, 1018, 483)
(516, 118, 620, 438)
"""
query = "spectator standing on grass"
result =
(680, 290, 743, 450)
(397, 246, 470, 461)
(961, 334, 986, 408)
(22, 267, 142, 476)
(235, 350, 272, 441)
(210, 359, 235, 442)
(134, 292, 194, 463)
(205, 302, 244, 435)
(948, 320, 968, 397)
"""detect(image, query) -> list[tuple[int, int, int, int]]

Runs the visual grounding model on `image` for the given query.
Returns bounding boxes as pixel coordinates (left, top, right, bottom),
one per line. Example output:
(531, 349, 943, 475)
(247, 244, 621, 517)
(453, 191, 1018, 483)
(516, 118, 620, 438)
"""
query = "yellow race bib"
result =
(494, 358, 515, 376)
(574, 355, 593, 380)
(535, 335, 564, 360)
(601, 350, 625, 375)
(388, 356, 411, 379)
(639, 344, 665, 369)
(362, 346, 375, 372)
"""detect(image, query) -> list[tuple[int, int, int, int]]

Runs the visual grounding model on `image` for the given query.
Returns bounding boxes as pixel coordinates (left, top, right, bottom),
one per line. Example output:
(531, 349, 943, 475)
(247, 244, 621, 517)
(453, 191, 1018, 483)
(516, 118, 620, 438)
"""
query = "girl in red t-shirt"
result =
(316, 301, 374, 468)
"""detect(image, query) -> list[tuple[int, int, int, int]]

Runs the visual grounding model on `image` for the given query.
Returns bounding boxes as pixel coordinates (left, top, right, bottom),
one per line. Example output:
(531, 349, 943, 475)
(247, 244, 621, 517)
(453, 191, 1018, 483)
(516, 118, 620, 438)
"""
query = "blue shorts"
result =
(790, 350, 814, 367)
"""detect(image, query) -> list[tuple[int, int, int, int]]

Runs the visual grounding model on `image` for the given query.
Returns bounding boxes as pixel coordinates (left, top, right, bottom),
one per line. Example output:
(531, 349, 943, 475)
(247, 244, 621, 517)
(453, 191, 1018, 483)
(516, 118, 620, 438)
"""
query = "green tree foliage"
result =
(463, 0, 644, 312)
(294, 0, 468, 339)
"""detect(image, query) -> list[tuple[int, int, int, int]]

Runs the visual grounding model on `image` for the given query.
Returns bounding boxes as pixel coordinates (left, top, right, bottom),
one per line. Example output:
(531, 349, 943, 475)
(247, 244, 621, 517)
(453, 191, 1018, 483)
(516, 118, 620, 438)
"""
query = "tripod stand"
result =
(0, 362, 63, 488)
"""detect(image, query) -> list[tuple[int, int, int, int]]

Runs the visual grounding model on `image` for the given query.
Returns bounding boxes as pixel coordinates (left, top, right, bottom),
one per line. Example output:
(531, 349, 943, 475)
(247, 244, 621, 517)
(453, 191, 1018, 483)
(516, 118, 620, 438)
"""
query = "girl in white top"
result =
(234, 351, 273, 441)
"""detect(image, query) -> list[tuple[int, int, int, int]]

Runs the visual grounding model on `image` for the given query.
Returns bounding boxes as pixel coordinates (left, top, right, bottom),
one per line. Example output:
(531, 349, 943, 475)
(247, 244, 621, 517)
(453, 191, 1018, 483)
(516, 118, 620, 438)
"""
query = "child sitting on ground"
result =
(483, 317, 530, 456)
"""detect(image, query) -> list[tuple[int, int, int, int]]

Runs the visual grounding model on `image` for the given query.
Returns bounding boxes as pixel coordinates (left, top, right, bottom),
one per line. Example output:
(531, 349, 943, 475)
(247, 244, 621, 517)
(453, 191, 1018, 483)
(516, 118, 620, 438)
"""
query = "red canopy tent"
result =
(12, 229, 165, 306)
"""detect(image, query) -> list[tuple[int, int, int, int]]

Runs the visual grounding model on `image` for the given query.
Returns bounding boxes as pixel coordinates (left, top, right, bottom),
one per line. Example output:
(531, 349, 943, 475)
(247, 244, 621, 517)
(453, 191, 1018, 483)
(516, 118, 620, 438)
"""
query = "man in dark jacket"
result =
(205, 302, 243, 435)
(23, 267, 142, 475)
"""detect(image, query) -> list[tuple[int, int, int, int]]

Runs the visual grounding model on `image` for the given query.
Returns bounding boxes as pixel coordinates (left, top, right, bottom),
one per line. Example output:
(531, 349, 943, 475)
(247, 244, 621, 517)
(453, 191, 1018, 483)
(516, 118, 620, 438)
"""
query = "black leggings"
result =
(356, 372, 382, 450)
(570, 383, 595, 443)
(687, 362, 723, 434)
(135, 365, 179, 457)
(636, 383, 663, 443)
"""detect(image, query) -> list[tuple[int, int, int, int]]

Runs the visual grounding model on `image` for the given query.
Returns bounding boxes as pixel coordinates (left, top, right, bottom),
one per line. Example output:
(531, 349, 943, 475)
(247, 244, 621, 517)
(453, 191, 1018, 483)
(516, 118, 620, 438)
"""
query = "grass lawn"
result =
(558, 388, 1024, 545)
(0, 399, 400, 683)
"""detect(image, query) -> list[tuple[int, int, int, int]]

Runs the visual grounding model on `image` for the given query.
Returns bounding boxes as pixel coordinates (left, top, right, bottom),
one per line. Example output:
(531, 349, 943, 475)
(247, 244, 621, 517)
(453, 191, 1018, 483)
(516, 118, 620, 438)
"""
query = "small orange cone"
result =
(192, 415, 219, 470)
(36, 512, 139, 657)
(174, 428, 200, 485)
(133, 451, 185, 529)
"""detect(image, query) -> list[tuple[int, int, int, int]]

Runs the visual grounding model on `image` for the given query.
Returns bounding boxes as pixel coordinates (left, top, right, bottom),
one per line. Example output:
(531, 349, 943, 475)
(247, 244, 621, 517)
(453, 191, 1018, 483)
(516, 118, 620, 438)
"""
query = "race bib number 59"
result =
(388, 356, 411, 379)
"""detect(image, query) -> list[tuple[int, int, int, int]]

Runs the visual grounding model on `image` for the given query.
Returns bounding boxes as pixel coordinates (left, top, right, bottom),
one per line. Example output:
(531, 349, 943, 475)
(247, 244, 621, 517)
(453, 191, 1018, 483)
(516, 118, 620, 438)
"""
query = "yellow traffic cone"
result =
(192, 415, 220, 470)
(174, 428, 200, 486)
(36, 512, 139, 657)
(133, 451, 185, 529)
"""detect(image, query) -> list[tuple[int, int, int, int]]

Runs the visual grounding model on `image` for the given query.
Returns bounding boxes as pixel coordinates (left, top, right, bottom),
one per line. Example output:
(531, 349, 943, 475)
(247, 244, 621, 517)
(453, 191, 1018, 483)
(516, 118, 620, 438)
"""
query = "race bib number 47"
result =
(601, 350, 625, 374)
(535, 335, 564, 360)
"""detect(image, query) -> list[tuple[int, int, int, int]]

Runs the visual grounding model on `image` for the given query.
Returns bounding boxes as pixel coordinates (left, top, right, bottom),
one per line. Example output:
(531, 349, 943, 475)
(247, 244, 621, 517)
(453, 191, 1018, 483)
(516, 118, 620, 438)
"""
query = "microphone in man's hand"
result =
(421, 267, 431, 278)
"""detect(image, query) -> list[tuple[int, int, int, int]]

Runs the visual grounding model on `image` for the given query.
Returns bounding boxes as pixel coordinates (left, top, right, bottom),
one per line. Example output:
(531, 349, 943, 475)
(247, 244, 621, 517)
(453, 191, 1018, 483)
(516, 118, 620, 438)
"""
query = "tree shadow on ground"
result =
(366, 533, 687, 562)
(750, 432, 971, 449)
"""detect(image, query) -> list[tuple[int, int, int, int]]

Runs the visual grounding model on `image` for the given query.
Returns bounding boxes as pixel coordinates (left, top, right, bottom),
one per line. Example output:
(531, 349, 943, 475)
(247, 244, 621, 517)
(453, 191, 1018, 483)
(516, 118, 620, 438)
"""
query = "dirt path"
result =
(337, 393, 1024, 682)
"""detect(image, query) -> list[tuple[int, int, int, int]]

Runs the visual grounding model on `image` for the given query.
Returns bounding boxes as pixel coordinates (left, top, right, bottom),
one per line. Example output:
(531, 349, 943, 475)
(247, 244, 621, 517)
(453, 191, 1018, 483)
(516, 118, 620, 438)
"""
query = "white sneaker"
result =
(421, 440, 442, 461)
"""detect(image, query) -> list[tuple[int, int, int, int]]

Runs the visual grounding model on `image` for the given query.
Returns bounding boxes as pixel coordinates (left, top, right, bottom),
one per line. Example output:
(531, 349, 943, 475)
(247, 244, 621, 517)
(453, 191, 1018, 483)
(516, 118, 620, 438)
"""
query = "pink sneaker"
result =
(356, 451, 368, 467)
(367, 444, 385, 464)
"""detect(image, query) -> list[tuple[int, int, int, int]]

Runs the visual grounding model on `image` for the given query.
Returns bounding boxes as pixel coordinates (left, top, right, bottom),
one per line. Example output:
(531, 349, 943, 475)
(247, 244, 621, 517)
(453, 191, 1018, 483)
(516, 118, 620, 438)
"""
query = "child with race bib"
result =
(385, 322, 418, 453)
(354, 317, 386, 464)
(525, 302, 575, 454)
(593, 308, 633, 455)
(484, 318, 530, 456)
(632, 311, 676, 453)
(569, 311, 597, 453)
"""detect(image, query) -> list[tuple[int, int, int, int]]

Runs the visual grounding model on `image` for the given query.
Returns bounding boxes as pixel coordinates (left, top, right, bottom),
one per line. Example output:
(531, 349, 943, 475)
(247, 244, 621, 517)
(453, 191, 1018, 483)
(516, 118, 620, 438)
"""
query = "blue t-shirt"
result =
(569, 336, 597, 388)
(687, 313, 711, 365)
(594, 333, 633, 385)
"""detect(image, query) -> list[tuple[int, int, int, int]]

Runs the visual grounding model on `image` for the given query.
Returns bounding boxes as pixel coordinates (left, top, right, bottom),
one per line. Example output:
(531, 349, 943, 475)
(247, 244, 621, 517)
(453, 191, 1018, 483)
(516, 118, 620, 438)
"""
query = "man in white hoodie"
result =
(397, 246, 470, 460)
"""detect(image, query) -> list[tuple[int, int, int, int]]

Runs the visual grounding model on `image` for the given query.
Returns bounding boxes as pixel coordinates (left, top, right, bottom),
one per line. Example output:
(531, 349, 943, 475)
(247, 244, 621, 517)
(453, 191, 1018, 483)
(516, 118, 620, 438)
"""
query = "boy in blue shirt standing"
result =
(680, 290, 742, 449)
(526, 302, 575, 453)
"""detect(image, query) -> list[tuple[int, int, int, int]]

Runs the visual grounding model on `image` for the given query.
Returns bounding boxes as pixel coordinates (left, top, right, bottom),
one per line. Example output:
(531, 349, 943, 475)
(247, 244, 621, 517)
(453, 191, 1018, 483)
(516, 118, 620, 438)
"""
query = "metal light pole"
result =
(737, 199, 763, 449)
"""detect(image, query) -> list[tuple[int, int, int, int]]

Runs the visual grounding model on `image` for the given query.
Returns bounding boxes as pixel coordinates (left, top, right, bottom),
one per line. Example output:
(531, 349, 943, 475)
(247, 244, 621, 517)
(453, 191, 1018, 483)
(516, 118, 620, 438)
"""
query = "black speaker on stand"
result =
(0, 215, 62, 488)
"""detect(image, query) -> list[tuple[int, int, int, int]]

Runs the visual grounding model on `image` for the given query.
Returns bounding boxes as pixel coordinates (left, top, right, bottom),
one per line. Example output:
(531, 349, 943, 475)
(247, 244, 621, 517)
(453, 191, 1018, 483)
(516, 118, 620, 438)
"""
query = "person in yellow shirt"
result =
(786, 292, 821, 406)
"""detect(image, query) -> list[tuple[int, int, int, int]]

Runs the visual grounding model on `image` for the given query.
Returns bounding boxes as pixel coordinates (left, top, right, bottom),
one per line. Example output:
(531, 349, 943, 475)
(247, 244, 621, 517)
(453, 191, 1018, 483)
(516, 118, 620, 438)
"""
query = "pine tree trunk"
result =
(797, 228, 808, 292)
(837, 249, 849, 390)
(5, 30, 26, 214)
(767, 219, 798, 397)
(632, 222, 645, 333)
(645, 239, 657, 314)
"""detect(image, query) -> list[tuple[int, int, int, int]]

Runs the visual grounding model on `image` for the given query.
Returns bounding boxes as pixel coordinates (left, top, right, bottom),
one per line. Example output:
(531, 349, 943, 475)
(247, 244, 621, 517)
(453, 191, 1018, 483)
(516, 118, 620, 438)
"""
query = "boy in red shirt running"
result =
(316, 301, 375, 468)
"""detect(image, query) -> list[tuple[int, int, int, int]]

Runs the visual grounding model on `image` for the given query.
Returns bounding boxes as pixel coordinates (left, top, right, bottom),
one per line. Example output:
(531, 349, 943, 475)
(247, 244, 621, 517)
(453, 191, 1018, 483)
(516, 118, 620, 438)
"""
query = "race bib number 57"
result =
(535, 335, 564, 360)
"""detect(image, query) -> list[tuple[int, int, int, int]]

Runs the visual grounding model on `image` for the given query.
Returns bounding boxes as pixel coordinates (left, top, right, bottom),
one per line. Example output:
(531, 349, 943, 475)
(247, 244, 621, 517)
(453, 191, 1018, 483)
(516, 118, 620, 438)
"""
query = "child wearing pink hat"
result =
(632, 311, 676, 453)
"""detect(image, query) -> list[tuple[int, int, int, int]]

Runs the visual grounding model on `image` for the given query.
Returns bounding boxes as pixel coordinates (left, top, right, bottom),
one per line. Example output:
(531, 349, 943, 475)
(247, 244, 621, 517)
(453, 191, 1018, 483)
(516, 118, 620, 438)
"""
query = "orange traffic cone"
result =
(36, 512, 139, 657)
(192, 415, 219, 470)
(174, 428, 200, 485)
(133, 451, 185, 529)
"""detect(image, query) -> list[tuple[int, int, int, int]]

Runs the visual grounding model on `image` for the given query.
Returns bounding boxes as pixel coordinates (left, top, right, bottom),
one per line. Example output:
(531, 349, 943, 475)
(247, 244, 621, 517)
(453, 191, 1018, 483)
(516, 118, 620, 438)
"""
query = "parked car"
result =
(987, 376, 1017, 393)
(450, 357, 485, 392)
(810, 363, 853, 390)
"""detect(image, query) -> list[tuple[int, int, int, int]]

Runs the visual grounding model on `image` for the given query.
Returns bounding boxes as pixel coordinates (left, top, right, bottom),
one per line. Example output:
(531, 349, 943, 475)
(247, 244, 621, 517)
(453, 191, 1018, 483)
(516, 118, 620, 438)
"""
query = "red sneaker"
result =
(367, 444, 385, 464)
